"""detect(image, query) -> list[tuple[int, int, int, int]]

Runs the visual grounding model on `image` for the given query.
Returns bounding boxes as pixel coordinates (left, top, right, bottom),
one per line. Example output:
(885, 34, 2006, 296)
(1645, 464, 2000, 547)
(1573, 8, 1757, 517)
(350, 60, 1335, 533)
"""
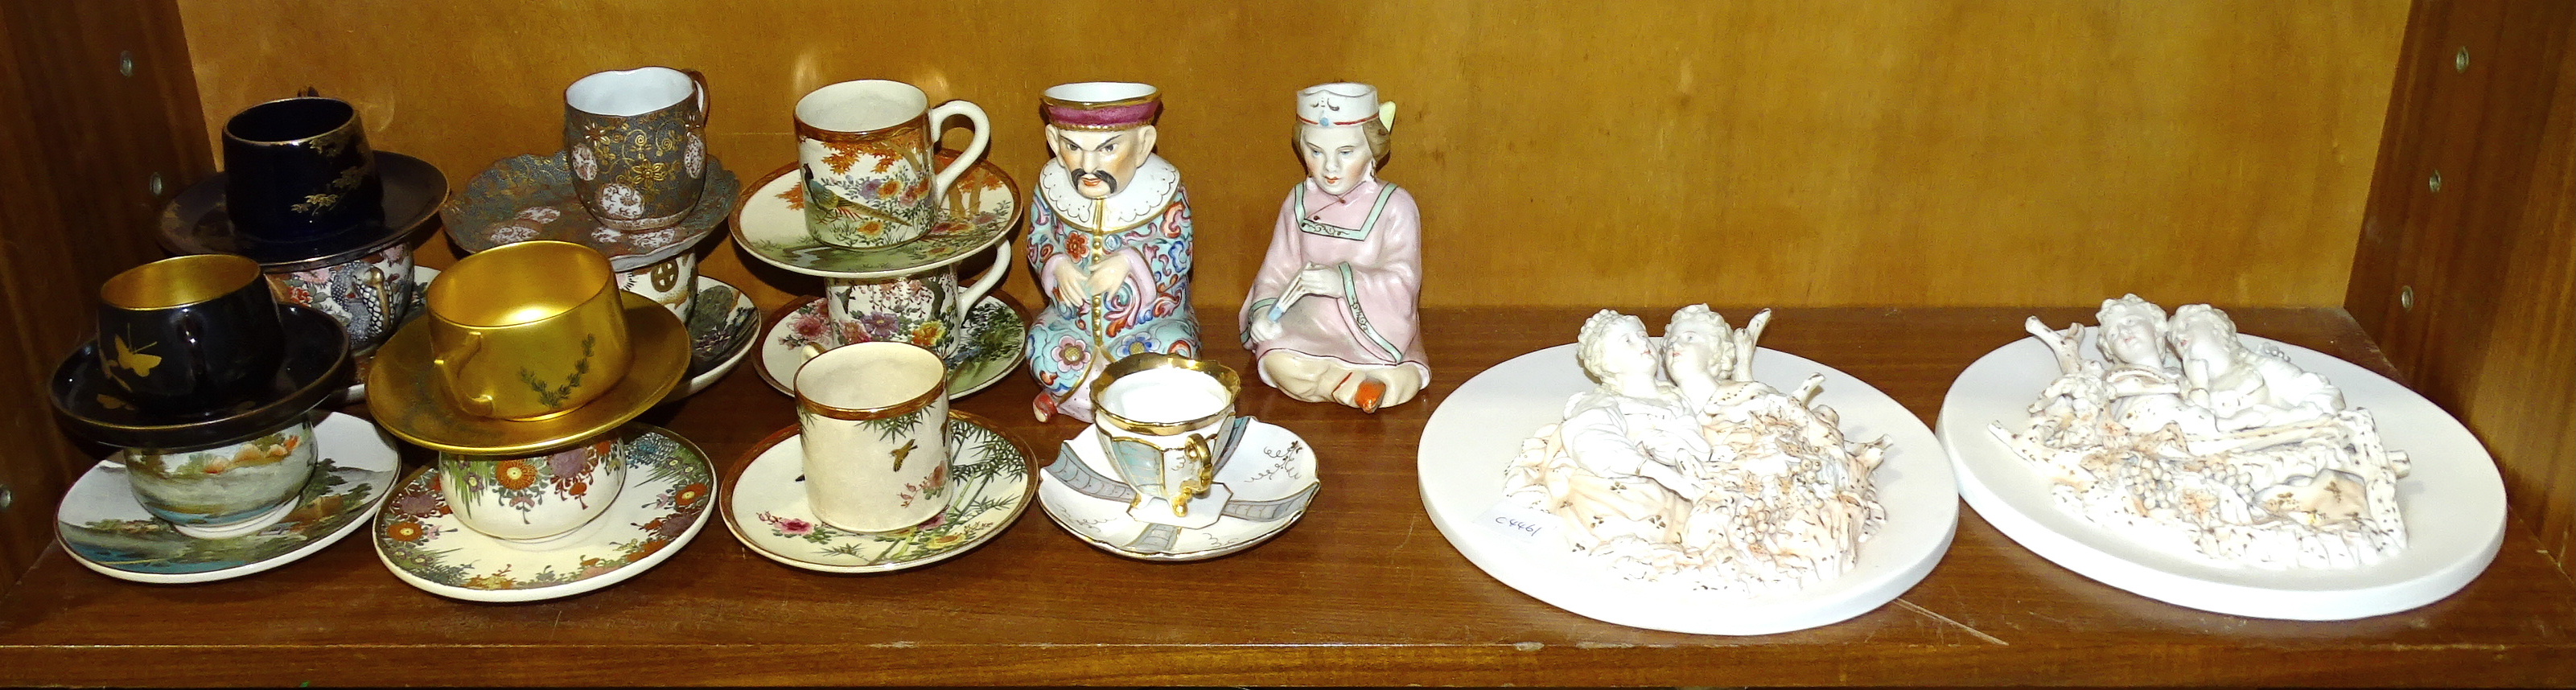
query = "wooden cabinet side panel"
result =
(2348, 0, 2576, 565)
(0, 1, 213, 588)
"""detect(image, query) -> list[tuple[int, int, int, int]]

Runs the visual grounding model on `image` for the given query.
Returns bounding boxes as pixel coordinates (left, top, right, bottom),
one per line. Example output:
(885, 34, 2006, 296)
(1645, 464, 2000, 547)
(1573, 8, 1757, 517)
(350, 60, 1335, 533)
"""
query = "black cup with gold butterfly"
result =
(51, 254, 350, 451)
(91, 254, 283, 412)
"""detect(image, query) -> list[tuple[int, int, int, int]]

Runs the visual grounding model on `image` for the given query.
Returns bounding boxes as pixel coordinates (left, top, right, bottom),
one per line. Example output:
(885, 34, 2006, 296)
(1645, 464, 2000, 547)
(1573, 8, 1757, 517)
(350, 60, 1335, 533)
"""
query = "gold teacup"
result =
(426, 241, 632, 420)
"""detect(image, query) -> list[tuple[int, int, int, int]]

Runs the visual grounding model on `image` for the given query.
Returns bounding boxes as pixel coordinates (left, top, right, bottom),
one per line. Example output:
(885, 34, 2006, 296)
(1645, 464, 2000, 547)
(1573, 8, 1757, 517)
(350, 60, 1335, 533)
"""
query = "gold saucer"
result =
(368, 291, 687, 455)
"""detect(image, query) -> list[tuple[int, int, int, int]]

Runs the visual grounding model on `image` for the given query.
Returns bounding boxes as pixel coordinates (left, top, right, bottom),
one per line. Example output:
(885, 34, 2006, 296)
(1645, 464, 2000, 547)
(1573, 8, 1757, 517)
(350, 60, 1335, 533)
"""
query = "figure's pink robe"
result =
(1240, 179, 1429, 384)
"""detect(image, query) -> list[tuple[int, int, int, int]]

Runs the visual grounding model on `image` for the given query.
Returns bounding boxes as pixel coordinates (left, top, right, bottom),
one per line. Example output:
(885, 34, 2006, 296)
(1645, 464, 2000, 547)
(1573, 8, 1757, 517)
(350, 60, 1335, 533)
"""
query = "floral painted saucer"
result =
(372, 424, 714, 602)
(721, 411, 1034, 573)
(754, 294, 1026, 399)
(443, 153, 739, 272)
(1038, 418, 1320, 561)
(56, 412, 398, 584)
(733, 154, 1022, 279)
(675, 275, 762, 399)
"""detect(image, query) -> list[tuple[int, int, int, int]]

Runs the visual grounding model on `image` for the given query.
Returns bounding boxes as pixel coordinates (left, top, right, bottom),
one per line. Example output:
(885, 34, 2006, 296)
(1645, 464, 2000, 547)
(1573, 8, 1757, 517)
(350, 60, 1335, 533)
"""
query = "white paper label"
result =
(1476, 501, 1566, 550)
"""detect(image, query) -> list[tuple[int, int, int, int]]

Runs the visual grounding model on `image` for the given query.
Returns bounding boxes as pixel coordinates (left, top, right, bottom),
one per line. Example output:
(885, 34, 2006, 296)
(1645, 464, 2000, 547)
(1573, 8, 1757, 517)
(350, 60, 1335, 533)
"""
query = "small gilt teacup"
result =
(124, 415, 319, 539)
(437, 436, 624, 547)
(793, 80, 990, 248)
(426, 241, 633, 421)
(796, 341, 951, 532)
(1091, 353, 1245, 525)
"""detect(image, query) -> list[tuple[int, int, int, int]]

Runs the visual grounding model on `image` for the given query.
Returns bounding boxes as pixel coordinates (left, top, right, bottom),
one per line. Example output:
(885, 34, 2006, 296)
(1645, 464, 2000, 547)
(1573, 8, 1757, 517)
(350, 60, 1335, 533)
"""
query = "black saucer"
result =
(158, 152, 449, 271)
(52, 305, 351, 450)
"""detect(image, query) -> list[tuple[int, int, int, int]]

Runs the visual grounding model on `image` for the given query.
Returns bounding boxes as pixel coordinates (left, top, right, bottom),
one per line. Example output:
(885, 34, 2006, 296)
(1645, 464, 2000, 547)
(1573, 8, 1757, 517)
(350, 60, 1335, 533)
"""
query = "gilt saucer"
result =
(368, 291, 688, 456)
(443, 152, 739, 272)
(722, 411, 1035, 573)
(1038, 418, 1320, 561)
(56, 412, 397, 584)
(372, 424, 714, 602)
(733, 154, 1022, 279)
(754, 294, 1026, 399)
(676, 275, 762, 399)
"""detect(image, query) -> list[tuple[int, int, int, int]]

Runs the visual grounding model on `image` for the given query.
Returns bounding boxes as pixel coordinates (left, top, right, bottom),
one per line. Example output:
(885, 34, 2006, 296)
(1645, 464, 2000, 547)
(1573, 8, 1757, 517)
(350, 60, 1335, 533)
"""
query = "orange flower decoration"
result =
(385, 520, 426, 542)
(496, 460, 539, 490)
(675, 483, 709, 507)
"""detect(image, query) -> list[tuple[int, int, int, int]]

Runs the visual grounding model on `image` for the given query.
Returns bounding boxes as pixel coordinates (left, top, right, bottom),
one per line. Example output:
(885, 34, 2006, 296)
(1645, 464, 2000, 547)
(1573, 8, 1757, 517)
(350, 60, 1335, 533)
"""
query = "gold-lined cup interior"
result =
(429, 240, 614, 327)
(100, 254, 262, 310)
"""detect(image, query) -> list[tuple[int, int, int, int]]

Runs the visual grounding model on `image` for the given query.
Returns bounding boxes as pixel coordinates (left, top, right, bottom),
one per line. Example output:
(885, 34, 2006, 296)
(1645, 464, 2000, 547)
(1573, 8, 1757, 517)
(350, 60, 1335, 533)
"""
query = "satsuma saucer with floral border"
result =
(721, 411, 1034, 573)
(732, 154, 1020, 279)
(56, 412, 397, 584)
(372, 424, 714, 603)
(1038, 418, 1321, 562)
(754, 294, 1025, 398)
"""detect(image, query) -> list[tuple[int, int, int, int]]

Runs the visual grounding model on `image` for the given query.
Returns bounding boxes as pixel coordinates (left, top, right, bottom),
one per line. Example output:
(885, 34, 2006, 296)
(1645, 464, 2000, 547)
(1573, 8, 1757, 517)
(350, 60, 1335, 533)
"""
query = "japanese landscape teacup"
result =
(425, 241, 632, 421)
(796, 342, 952, 532)
(793, 80, 990, 248)
(124, 414, 319, 539)
(95, 254, 287, 413)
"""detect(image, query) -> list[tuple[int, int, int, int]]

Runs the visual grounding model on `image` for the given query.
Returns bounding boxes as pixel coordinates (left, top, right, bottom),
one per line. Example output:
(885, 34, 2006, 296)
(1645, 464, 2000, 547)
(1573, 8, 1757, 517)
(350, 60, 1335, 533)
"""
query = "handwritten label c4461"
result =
(1475, 501, 1566, 550)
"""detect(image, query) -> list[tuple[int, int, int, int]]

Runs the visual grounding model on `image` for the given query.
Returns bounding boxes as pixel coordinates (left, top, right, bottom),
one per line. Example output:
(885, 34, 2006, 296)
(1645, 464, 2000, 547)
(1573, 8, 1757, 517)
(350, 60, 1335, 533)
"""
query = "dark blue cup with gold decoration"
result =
(221, 97, 386, 248)
(93, 254, 287, 414)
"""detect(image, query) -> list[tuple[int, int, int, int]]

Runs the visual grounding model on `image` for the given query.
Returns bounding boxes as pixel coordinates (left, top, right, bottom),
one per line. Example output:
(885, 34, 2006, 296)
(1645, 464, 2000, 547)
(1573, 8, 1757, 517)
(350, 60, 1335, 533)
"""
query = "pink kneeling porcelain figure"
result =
(1240, 83, 1428, 412)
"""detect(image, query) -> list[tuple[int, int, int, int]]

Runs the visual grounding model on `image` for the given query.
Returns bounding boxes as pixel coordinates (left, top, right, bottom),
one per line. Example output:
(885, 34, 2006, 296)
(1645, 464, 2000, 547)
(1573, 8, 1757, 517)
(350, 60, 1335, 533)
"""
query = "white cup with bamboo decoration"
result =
(1090, 352, 1245, 528)
(796, 341, 952, 532)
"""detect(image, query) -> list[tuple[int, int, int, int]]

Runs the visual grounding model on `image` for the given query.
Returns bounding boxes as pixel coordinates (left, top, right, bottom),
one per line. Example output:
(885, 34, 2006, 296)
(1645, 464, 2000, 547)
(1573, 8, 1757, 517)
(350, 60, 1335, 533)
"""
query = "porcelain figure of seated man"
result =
(1241, 83, 1428, 413)
(1025, 82, 1200, 422)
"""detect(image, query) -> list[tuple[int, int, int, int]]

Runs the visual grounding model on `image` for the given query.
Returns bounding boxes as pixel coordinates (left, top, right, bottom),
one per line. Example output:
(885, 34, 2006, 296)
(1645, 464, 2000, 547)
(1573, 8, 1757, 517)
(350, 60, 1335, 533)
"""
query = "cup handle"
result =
(432, 331, 499, 417)
(681, 68, 711, 127)
(923, 100, 990, 202)
(954, 240, 1010, 321)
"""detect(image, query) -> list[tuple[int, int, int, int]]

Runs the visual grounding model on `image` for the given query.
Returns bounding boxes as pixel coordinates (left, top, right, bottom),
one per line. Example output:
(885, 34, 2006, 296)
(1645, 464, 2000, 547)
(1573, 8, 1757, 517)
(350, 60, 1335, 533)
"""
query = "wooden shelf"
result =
(2, 306, 2570, 687)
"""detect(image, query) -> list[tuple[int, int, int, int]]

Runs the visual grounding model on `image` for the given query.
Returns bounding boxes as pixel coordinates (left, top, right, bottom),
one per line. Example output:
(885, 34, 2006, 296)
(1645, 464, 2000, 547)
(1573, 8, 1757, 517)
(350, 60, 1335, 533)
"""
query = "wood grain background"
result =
(173, 0, 2407, 311)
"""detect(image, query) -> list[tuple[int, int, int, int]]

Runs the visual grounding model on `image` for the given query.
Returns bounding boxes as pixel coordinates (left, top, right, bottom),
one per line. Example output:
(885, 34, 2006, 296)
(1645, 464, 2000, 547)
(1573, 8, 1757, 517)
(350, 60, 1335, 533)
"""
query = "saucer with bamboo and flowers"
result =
(56, 412, 397, 584)
(372, 424, 714, 602)
(722, 411, 1034, 573)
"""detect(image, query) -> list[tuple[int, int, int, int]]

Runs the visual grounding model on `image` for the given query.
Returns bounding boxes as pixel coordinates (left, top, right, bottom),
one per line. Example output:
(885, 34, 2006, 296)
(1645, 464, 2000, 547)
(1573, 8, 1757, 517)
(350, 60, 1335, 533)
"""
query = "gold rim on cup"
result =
(795, 341, 949, 421)
(1090, 353, 1241, 436)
